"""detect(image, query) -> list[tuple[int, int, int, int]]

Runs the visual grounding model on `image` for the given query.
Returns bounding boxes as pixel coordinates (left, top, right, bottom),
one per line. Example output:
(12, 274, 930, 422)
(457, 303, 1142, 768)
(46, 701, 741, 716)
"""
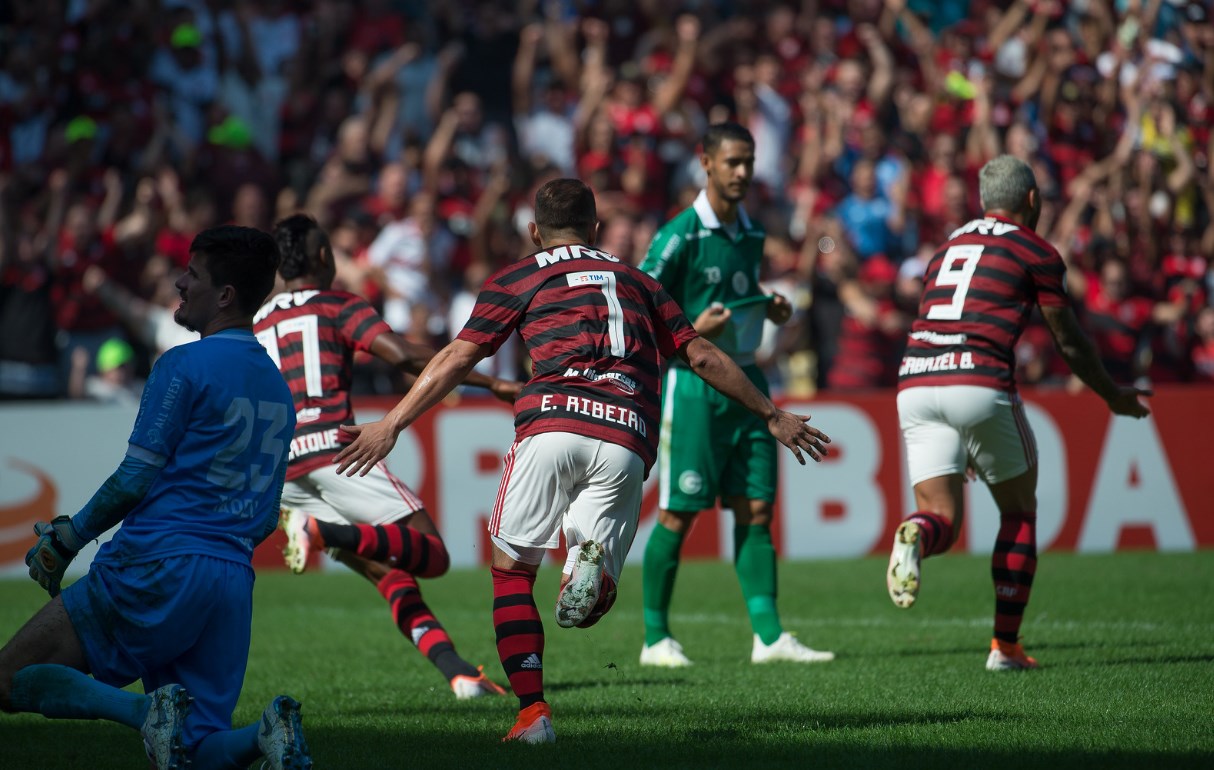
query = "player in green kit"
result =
(638, 123, 835, 666)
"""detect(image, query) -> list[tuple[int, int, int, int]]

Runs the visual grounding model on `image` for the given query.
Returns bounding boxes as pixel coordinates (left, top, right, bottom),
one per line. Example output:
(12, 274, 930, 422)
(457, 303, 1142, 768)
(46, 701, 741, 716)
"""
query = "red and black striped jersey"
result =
(456, 243, 698, 470)
(898, 215, 1069, 393)
(254, 288, 392, 479)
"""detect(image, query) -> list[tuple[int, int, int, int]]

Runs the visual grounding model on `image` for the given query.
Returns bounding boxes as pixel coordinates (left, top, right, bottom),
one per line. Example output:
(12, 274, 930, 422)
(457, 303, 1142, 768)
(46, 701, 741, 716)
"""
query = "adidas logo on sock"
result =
(519, 653, 542, 670)
(412, 625, 431, 645)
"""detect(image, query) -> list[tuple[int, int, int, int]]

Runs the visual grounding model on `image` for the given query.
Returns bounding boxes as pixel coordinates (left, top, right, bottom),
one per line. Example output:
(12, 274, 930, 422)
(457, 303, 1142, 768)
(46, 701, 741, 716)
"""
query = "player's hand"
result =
(25, 517, 82, 598)
(694, 303, 732, 338)
(766, 410, 831, 465)
(333, 420, 399, 477)
(489, 378, 524, 404)
(766, 293, 793, 325)
(1106, 385, 1152, 418)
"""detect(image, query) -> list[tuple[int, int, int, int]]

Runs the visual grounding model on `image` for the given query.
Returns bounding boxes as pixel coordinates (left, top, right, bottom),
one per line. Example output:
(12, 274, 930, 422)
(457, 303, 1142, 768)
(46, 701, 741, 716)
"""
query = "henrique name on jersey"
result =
(288, 428, 341, 462)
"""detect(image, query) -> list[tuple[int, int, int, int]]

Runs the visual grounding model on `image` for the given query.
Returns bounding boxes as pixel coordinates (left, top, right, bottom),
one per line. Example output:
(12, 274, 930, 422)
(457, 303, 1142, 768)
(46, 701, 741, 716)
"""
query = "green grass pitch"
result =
(2, 551, 1212, 769)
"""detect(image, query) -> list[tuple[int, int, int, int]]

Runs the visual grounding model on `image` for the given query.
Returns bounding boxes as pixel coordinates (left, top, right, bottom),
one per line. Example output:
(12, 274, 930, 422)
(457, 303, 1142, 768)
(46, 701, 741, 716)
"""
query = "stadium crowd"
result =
(2, 0, 1213, 401)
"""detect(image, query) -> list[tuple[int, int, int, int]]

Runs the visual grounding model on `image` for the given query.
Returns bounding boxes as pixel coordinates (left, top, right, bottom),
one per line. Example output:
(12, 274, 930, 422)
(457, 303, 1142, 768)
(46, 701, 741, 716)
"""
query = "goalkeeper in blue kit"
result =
(0, 226, 312, 770)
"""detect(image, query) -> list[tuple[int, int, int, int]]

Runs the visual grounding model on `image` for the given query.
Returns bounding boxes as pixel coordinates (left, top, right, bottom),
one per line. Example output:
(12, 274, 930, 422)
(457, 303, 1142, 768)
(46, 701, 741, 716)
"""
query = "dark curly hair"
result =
(273, 214, 332, 282)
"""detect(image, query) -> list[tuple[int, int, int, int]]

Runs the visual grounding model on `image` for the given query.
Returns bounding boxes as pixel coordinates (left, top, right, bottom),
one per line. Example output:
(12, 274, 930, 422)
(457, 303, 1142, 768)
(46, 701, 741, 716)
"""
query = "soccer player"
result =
(638, 122, 834, 667)
(257, 214, 518, 699)
(887, 155, 1152, 670)
(332, 179, 831, 743)
(0, 225, 312, 770)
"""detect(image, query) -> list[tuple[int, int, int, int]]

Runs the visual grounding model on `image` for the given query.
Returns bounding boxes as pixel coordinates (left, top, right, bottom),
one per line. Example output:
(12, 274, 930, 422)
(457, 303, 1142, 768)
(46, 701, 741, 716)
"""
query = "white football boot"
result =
(279, 507, 316, 575)
(257, 695, 312, 770)
(639, 636, 693, 667)
(555, 541, 604, 628)
(751, 632, 835, 664)
(887, 519, 922, 609)
(141, 684, 192, 770)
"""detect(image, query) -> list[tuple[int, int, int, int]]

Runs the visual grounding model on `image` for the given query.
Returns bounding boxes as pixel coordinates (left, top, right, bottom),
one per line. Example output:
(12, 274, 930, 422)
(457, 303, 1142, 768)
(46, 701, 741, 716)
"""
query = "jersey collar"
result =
(694, 189, 752, 233)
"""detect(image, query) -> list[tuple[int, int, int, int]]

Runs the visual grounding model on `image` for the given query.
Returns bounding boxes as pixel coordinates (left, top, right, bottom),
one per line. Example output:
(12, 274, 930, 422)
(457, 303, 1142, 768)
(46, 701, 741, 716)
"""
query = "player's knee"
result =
(419, 536, 450, 578)
(658, 509, 697, 534)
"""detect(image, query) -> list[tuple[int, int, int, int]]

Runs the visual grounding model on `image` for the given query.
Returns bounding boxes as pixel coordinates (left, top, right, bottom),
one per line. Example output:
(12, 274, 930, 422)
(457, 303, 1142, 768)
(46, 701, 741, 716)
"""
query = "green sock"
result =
(734, 524, 782, 645)
(642, 523, 686, 646)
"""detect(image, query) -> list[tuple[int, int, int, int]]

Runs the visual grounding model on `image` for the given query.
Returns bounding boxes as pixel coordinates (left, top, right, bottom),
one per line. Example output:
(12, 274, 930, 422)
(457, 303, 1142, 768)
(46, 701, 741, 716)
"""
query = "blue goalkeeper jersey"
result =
(93, 329, 296, 567)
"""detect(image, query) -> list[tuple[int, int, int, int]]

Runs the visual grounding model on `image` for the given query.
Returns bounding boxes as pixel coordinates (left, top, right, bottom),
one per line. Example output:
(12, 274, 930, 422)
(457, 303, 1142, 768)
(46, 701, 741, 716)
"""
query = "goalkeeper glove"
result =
(26, 516, 84, 598)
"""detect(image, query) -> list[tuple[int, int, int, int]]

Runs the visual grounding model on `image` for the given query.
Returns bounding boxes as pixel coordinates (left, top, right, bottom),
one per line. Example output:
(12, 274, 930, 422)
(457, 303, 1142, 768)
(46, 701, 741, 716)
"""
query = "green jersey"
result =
(641, 190, 768, 365)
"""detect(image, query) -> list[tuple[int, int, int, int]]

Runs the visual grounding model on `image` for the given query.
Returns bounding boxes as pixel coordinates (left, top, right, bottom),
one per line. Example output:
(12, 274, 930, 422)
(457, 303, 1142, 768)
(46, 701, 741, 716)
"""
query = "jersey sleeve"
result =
(651, 280, 699, 358)
(639, 221, 685, 287)
(336, 294, 393, 353)
(455, 278, 527, 354)
(127, 346, 195, 465)
(1026, 240, 1069, 309)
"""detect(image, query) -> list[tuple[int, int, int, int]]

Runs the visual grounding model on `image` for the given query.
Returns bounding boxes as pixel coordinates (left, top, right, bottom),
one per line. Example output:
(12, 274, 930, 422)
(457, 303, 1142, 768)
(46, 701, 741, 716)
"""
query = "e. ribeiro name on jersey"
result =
(254, 288, 392, 479)
(899, 216, 1069, 393)
(457, 243, 698, 469)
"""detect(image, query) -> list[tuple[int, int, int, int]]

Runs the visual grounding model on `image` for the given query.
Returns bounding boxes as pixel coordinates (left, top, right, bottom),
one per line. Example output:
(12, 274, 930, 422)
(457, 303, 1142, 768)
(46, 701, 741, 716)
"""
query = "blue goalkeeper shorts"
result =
(61, 554, 254, 750)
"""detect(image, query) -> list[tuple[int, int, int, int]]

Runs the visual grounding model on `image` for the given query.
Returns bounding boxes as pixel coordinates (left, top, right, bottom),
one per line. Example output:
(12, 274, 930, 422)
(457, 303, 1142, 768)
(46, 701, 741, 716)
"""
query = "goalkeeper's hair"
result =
(189, 225, 280, 316)
(702, 122, 755, 155)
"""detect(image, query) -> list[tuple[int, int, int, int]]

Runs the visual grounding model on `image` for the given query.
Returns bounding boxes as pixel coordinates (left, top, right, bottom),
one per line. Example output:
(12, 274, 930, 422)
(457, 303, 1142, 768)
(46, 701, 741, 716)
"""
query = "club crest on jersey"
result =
(732, 271, 750, 294)
(678, 471, 703, 495)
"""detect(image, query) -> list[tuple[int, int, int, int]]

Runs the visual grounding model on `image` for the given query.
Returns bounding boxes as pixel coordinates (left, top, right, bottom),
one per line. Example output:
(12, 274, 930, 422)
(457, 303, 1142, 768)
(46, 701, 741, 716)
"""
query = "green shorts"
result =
(657, 363, 777, 512)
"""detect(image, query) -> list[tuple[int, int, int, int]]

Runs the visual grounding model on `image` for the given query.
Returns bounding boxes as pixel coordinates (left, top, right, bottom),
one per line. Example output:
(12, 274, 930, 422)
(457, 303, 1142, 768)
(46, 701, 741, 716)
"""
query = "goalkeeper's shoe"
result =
(751, 632, 835, 664)
(639, 637, 692, 667)
(986, 639, 1039, 671)
(554, 541, 603, 628)
(257, 695, 312, 770)
(26, 516, 84, 597)
(279, 508, 321, 575)
(502, 702, 555, 744)
(141, 684, 192, 770)
(887, 519, 922, 609)
(450, 666, 507, 699)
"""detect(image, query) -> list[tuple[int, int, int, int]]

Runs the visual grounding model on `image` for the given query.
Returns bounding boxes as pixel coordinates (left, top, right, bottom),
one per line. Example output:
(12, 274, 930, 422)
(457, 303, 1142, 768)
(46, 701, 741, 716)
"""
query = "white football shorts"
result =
(282, 461, 425, 526)
(489, 432, 644, 581)
(897, 385, 1037, 486)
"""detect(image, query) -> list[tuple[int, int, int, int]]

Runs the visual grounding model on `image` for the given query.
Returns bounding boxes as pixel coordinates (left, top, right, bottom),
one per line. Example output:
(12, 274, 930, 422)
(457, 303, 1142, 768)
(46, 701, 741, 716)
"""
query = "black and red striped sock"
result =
(492, 567, 545, 709)
(906, 511, 955, 557)
(377, 569, 477, 680)
(316, 520, 450, 578)
(992, 511, 1037, 644)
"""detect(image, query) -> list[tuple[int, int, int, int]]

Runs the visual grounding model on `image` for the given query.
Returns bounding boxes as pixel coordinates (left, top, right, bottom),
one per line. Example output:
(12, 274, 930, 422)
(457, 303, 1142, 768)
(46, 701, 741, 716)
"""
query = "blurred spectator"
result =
(1192, 306, 1214, 382)
(826, 255, 908, 390)
(367, 191, 453, 336)
(68, 337, 145, 405)
(1, 0, 1212, 399)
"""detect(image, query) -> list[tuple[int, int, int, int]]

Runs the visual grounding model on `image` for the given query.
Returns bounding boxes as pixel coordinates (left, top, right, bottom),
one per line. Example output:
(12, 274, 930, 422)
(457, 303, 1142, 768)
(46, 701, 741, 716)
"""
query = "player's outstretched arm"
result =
(26, 453, 159, 596)
(678, 337, 831, 464)
(335, 338, 490, 476)
(1040, 305, 1152, 418)
(371, 332, 523, 403)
